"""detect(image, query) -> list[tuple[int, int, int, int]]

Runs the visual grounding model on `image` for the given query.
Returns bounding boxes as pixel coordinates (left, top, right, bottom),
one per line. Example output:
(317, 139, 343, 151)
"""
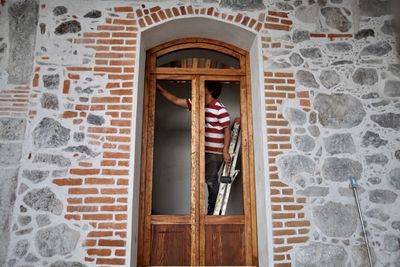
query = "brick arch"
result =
(134, 5, 264, 33)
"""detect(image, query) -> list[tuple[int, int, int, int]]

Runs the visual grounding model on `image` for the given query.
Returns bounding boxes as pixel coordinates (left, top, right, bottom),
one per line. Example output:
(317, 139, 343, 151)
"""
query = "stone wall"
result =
(0, 0, 398, 266)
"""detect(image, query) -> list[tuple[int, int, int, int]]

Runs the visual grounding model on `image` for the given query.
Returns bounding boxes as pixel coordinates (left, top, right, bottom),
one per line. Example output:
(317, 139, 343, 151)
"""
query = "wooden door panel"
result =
(205, 224, 245, 266)
(150, 224, 191, 266)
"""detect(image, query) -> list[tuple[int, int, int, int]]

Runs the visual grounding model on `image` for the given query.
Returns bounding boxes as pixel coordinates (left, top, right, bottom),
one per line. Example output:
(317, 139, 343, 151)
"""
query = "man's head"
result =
(205, 81, 222, 99)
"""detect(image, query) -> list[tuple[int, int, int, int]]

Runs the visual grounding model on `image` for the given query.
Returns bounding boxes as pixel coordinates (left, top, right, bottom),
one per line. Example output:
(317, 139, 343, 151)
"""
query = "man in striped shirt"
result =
(157, 81, 231, 215)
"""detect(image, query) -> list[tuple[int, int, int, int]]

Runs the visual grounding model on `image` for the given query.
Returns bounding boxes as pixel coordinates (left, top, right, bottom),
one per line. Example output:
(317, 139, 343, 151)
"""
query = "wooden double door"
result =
(138, 39, 257, 266)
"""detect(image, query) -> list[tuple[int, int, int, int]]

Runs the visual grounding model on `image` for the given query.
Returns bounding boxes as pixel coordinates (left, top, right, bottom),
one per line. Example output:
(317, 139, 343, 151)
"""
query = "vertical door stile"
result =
(240, 75, 253, 266)
(190, 76, 200, 266)
(138, 53, 151, 266)
(245, 54, 258, 265)
(144, 76, 157, 266)
(199, 76, 206, 266)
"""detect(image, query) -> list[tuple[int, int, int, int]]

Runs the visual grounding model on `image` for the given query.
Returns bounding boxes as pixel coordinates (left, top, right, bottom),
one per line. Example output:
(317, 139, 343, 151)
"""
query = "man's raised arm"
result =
(156, 83, 187, 108)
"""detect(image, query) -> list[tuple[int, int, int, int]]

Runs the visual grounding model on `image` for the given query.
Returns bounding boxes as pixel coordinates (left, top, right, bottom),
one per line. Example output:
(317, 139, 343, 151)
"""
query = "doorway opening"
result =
(137, 38, 258, 266)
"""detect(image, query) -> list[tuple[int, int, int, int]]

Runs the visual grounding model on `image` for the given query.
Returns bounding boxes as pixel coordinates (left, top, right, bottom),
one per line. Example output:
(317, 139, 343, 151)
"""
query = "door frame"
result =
(137, 38, 258, 266)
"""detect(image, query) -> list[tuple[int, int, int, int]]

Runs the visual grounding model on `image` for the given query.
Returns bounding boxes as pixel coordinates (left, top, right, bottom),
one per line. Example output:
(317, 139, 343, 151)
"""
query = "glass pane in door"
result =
(203, 81, 243, 215)
(152, 80, 192, 215)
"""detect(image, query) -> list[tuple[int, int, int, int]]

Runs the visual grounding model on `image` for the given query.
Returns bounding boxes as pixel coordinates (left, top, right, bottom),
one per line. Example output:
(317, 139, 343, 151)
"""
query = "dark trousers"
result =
(205, 153, 223, 215)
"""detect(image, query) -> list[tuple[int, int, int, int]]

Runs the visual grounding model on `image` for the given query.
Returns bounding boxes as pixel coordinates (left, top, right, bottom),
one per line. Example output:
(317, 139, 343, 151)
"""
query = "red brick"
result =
(33, 74, 39, 87)
(285, 220, 310, 227)
(103, 152, 130, 159)
(98, 222, 127, 229)
(101, 160, 116, 166)
(117, 197, 128, 203)
(310, 33, 327, 38)
(115, 249, 126, 256)
(67, 198, 82, 204)
(88, 127, 117, 134)
(272, 213, 296, 219)
(93, 67, 122, 73)
(114, 6, 133, 12)
(69, 188, 99, 195)
(65, 214, 81, 220)
(101, 188, 128, 195)
(281, 19, 293, 25)
(102, 169, 129, 176)
(115, 231, 127, 238)
(87, 248, 112, 256)
(113, 19, 136, 25)
(70, 169, 100, 175)
(144, 15, 152, 25)
(95, 52, 125, 58)
(73, 38, 95, 44)
(82, 214, 113, 220)
(121, 112, 132, 118)
(149, 6, 161, 13)
(111, 119, 131, 126)
(268, 11, 288, 18)
(98, 239, 126, 247)
(90, 105, 105, 111)
(85, 178, 115, 185)
(265, 23, 290, 31)
(111, 46, 136, 51)
(138, 18, 146, 28)
(266, 16, 279, 23)
(118, 161, 130, 167)
(328, 33, 353, 39)
(108, 105, 132, 111)
(115, 214, 127, 220)
(88, 231, 113, 237)
(68, 73, 80, 80)
(136, 9, 143, 17)
(53, 178, 83, 186)
(67, 205, 98, 212)
(63, 111, 77, 118)
(96, 258, 125, 265)
(110, 60, 135, 66)
(101, 205, 128, 212)
(63, 80, 70, 94)
(108, 74, 134, 80)
(112, 32, 136, 38)
(165, 8, 173, 18)
(85, 197, 115, 204)
(179, 6, 187, 15)
(111, 89, 133, 95)
(84, 239, 97, 247)
(273, 229, 296, 236)
(92, 96, 120, 103)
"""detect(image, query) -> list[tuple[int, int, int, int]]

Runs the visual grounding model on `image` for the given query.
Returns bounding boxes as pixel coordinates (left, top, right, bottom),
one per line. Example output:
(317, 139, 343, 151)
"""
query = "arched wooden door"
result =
(138, 38, 258, 266)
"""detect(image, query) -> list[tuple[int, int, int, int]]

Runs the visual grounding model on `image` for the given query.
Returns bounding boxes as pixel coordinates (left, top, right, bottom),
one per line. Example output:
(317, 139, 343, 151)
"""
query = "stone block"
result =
(0, 143, 22, 166)
(23, 187, 63, 215)
(314, 93, 366, 129)
(295, 242, 348, 266)
(323, 133, 356, 155)
(0, 118, 26, 141)
(35, 223, 79, 257)
(322, 157, 362, 182)
(0, 168, 19, 266)
(32, 118, 70, 148)
(7, 0, 39, 84)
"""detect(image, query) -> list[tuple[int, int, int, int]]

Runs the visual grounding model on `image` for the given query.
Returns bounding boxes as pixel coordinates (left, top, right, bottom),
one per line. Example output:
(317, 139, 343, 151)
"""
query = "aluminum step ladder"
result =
(213, 118, 241, 215)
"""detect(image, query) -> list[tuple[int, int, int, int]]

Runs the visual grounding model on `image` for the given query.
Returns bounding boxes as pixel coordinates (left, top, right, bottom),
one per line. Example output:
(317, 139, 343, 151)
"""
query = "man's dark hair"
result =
(205, 81, 222, 99)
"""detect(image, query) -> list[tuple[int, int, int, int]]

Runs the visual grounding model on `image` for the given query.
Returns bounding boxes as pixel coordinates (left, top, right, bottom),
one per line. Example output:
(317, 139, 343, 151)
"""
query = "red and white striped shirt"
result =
(187, 98, 230, 154)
